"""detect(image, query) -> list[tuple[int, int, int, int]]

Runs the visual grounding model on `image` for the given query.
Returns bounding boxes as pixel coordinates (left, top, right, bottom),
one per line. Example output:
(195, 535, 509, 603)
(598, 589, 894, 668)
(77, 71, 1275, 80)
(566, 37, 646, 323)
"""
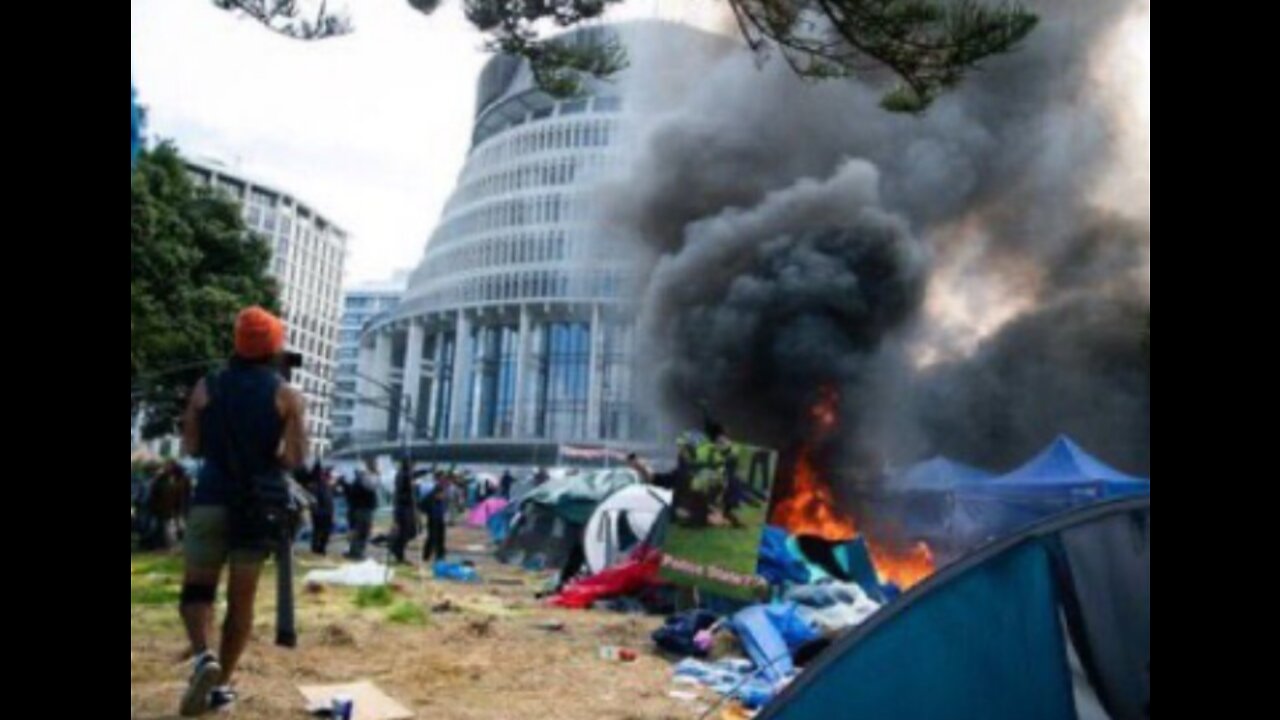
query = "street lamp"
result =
(341, 363, 436, 466)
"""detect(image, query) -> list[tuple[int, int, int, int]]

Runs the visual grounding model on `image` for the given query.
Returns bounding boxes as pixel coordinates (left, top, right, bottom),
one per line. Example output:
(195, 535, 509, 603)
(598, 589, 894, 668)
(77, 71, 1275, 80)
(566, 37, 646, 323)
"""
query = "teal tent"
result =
(498, 469, 641, 570)
(761, 496, 1151, 720)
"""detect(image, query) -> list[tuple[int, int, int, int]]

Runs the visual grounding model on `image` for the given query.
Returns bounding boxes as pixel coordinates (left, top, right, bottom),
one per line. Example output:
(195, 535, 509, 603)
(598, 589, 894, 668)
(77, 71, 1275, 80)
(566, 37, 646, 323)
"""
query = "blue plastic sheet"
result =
(733, 606, 795, 684)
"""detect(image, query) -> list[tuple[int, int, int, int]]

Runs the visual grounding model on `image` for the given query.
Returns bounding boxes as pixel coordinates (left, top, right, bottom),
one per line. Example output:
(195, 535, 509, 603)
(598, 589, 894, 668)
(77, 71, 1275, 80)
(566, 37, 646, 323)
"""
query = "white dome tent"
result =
(583, 485, 673, 575)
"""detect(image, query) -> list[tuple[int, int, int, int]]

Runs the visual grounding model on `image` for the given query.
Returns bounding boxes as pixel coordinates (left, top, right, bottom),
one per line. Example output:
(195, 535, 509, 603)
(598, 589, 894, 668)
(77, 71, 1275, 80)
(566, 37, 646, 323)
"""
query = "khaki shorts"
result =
(185, 507, 270, 571)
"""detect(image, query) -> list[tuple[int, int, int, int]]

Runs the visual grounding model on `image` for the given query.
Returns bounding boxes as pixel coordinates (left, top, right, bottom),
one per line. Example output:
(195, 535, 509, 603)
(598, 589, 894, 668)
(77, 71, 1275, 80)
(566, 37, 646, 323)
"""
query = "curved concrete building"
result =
(350, 25, 708, 466)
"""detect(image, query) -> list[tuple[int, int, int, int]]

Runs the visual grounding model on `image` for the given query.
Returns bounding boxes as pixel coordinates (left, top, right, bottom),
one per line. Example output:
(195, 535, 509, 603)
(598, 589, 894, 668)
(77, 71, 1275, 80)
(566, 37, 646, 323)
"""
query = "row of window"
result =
(434, 194, 598, 248)
(473, 94, 623, 149)
(279, 235, 343, 301)
(246, 205, 294, 241)
(345, 296, 400, 312)
(285, 306, 340, 343)
(281, 286, 342, 330)
(406, 268, 633, 311)
(418, 230, 572, 284)
(465, 118, 620, 179)
(286, 328, 335, 362)
(448, 156, 586, 211)
(370, 318, 640, 443)
(201, 168, 346, 274)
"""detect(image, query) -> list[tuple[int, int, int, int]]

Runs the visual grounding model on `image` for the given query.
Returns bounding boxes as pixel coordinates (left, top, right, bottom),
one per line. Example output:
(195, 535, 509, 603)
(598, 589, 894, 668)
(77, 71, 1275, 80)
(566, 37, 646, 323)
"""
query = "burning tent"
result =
(760, 496, 1152, 720)
(765, 390, 940, 593)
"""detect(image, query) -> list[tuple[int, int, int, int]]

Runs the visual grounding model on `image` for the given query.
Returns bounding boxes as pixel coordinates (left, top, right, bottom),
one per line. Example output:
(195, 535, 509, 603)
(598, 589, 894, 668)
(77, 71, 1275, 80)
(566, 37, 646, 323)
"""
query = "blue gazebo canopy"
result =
(980, 436, 1150, 500)
(897, 457, 997, 492)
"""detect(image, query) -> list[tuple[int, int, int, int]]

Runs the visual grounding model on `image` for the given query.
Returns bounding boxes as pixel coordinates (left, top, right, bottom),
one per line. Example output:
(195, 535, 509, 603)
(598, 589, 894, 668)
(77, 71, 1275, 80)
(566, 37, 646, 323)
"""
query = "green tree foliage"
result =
(212, 0, 353, 39)
(211, 0, 1036, 113)
(730, 0, 1039, 112)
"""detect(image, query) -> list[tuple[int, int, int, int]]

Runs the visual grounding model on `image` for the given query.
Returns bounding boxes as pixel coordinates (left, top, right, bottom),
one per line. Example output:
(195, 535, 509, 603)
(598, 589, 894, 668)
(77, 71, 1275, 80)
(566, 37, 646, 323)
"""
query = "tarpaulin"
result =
(548, 547, 662, 610)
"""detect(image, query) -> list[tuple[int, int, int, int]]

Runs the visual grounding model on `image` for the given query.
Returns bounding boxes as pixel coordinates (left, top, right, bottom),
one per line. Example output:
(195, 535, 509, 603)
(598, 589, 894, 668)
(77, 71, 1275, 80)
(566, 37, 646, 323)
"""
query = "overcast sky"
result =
(132, 0, 498, 286)
(131, 0, 728, 287)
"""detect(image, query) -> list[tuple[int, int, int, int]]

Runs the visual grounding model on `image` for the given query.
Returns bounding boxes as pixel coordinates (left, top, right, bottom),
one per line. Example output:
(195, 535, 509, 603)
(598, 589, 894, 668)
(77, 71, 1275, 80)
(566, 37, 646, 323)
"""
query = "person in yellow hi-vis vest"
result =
(686, 425, 738, 528)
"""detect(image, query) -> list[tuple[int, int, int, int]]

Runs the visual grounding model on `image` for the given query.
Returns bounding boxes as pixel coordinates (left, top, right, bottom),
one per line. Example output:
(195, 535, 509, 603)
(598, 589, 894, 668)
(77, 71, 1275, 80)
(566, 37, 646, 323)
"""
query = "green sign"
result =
(658, 442, 777, 601)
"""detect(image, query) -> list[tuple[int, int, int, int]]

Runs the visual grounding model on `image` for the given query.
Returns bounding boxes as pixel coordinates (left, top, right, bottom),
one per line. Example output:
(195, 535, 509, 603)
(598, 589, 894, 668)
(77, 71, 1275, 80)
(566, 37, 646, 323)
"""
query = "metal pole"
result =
(275, 531, 297, 648)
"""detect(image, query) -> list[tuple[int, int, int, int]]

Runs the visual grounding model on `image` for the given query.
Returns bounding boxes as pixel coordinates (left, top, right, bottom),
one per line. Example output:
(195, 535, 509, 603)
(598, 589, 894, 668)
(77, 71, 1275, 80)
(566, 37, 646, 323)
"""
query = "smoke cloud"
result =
(600, 0, 1152, 477)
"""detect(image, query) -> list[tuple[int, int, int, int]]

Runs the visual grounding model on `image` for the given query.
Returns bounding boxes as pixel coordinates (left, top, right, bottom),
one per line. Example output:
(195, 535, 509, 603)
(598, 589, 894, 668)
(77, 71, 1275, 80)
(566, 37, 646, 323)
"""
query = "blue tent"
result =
(953, 436, 1150, 545)
(981, 436, 1149, 499)
(897, 457, 996, 492)
(761, 497, 1152, 720)
(864, 458, 997, 556)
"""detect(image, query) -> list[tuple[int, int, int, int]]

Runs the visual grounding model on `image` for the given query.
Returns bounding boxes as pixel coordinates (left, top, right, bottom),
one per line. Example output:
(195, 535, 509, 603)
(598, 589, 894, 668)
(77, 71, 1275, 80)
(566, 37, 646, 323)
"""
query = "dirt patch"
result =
(131, 527, 692, 720)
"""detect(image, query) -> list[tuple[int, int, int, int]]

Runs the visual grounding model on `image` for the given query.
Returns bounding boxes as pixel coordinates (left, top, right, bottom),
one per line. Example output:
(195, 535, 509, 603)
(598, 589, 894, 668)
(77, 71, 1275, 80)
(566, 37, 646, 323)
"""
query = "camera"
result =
(280, 352, 304, 382)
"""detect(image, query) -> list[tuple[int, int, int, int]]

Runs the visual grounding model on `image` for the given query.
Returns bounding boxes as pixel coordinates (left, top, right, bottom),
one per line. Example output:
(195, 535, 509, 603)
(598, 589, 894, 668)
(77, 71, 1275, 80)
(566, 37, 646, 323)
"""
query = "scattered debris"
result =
(535, 620, 567, 633)
(434, 561, 480, 584)
(304, 561, 394, 588)
(299, 681, 413, 720)
(600, 646, 640, 663)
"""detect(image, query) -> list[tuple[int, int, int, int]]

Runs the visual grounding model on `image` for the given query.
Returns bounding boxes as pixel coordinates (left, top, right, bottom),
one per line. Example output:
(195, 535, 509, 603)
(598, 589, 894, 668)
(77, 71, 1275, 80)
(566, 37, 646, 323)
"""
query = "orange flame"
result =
(770, 388, 937, 590)
(771, 388, 856, 541)
(771, 444, 859, 542)
(870, 542, 937, 591)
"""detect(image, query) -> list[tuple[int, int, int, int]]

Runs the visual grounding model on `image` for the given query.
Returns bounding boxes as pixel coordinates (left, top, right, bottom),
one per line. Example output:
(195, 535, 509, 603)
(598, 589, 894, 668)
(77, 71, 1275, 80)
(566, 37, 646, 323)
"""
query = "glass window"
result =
(434, 333, 456, 440)
(466, 326, 520, 439)
(536, 322, 591, 440)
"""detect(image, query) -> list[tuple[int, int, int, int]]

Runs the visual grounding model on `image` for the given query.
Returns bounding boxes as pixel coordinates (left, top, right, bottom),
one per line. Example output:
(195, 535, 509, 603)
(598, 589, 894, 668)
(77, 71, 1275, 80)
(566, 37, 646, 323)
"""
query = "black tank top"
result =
(193, 362, 285, 507)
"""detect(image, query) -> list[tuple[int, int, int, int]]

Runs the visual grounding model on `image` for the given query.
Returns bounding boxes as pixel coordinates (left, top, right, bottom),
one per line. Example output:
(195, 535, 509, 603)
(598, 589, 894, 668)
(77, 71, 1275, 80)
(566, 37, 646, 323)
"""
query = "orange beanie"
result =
(234, 307, 286, 360)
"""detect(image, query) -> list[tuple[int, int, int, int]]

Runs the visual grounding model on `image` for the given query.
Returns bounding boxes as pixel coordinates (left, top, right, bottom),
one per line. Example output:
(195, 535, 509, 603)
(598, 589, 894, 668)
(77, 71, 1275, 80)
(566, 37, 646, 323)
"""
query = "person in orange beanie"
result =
(175, 306, 308, 716)
(232, 306, 286, 361)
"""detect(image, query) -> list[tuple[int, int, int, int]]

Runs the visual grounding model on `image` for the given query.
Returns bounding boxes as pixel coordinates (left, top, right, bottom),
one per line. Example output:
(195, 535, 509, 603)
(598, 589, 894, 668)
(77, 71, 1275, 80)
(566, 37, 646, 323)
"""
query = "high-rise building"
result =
(331, 276, 406, 452)
(186, 159, 348, 457)
(349, 24, 718, 466)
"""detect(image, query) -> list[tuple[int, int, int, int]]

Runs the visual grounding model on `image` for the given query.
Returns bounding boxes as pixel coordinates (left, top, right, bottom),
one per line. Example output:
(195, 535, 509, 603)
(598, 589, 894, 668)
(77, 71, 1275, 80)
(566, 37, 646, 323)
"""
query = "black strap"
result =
(209, 371, 253, 495)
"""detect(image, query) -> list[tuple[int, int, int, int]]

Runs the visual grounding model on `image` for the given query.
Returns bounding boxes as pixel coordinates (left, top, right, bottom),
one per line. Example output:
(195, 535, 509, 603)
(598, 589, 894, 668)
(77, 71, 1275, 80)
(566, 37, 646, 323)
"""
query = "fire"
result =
(771, 445, 858, 542)
(870, 542, 937, 591)
(771, 388, 856, 541)
(770, 388, 938, 590)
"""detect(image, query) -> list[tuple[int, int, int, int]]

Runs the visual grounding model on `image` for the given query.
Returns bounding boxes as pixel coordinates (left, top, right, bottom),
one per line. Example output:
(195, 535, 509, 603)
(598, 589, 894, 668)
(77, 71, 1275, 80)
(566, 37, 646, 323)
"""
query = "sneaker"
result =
(208, 687, 239, 713)
(180, 653, 222, 717)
